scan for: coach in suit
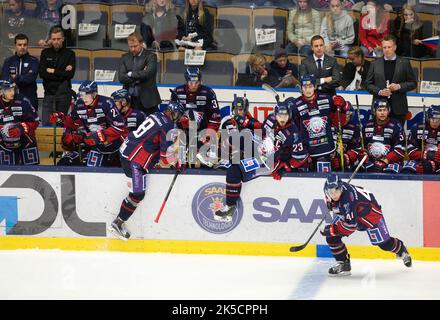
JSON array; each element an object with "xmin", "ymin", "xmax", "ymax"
[
  {"xmin": 365, "ymin": 35, "xmax": 417, "ymax": 126},
  {"xmin": 119, "ymin": 32, "xmax": 161, "ymax": 115},
  {"xmin": 299, "ymin": 35, "xmax": 341, "ymax": 96}
]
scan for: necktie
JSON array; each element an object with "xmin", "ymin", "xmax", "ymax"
[{"xmin": 317, "ymin": 58, "xmax": 322, "ymax": 72}]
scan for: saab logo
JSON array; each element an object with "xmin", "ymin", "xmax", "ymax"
[
  {"xmin": 0, "ymin": 174, "xmax": 106, "ymax": 236},
  {"xmin": 253, "ymin": 197, "xmax": 333, "ymax": 223},
  {"xmin": 192, "ymin": 183, "xmax": 243, "ymax": 234}
]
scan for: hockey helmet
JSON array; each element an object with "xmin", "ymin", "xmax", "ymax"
[
  {"xmin": 372, "ymin": 99, "xmax": 390, "ymax": 114},
  {"xmin": 231, "ymin": 95, "xmax": 249, "ymax": 116},
  {"xmin": 427, "ymin": 105, "xmax": 440, "ymax": 120},
  {"xmin": 166, "ymin": 100, "xmax": 185, "ymax": 122},
  {"xmin": 184, "ymin": 67, "xmax": 202, "ymax": 82},
  {"xmin": 111, "ymin": 89, "xmax": 131, "ymax": 105},
  {"xmin": 300, "ymin": 74, "xmax": 317, "ymax": 87},
  {"xmin": 0, "ymin": 80, "xmax": 15, "ymax": 96},
  {"xmin": 324, "ymin": 173, "xmax": 343, "ymax": 199},
  {"xmin": 79, "ymin": 80, "xmax": 98, "ymax": 95},
  {"xmin": 274, "ymin": 101, "xmax": 292, "ymax": 119}
]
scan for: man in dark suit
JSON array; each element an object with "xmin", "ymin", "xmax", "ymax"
[
  {"xmin": 299, "ymin": 35, "xmax": 341, "ymax": 96},
  {"xmin": 365, "ymin": 35, "xmax": 417, "ymax": 126},
  {"xmin": 119, "ymin": 32, "xmax": 161, "ymax": 116}
]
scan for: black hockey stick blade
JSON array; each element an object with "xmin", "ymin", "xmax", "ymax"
[{"xmin": 262, "ymin": 83, "xmax": 280, "ymax": 103}]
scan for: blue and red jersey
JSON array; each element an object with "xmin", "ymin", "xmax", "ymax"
[{"xmin": 120, "ymin": 111, "xmax": 177, "ymax": 171}]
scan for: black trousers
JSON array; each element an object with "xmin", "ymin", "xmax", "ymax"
[
  {"xmin": 131, "ymin": 96, "xmax": 158, "ymax": 116},
  {"xmin": 41, "ymin": 94, "xmax": 72, "ymax": 126}
]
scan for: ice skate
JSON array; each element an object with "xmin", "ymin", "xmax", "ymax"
[
  {"xmin": 109, "ymin": 218, "xmax": 130, "ymax": 241},
  {"xmin": 397, "ymin": 246, "xmax": 412, "ymax": 268},
  {"xmin": 328, "ymin": 256, "xmax": 351, "ymax": 277},
  {"xmin": 214, "ymin": 205, "xmax": 236, "ymax": 222}
]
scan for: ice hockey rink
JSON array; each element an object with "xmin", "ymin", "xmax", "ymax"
[{"xmin": 0, "ymin": 249, "xmax": 439, "ymax": 300}]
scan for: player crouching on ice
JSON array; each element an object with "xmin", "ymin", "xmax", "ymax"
[
  {"xmin": 321, "ymin": 174, "xmax": 412, "ymax": 276},
  {"xmin": 214, "ymin": 102, "xmax": 310, "ymax": 222},
  {"xmin": 109, "ymin": 101, "xmax": 185, "ymax": 240}
]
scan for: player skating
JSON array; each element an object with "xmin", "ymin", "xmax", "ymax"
[{"xmin": 321, "ymin": 174, "xmax": 412, "ymax": 276}]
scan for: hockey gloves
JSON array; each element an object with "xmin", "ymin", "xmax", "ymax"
[
  {"xmin": 331, "ymin": 154, "xmax": 350, "ymax": 171},
  {"xmin": 84, "ymin": 130, "xmax": 107, "ymax": 147},
  {"xmin": 416, "ymin": 160, "xmax": 436, "ymax": 174},
  {"xmin": 424, "ymin": 149, "xmax": 440, "ymax": 164},
  {"xmin": 7, "ymin": 123, "xmax": 27, "ymax": 138},
  {"xmin": 320, "ymin": 224, "xmax": 337, "ymax": 237}
]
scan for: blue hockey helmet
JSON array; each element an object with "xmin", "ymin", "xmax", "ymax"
[
  {"xmin": 79, "ymin": 80, "xmax": 98, "ymax": 95},
  {"xmin": 111, "ymin": 89, "xmax": 131, "ymax": 104},
  {"xmin": 274, "ymin": 101, "xmax": 292, "ymax": 119},
  {"xmin": 0, "ymin": 80, "xmax": 15, "ymax": 95},
  {"xmin": 372, "ymin": 99, "xmax": 390, "ymax": 113},
  {"xmin": 427, "ymin": 105, "xmax": 440, "ymax": 120},
  {"xmin": 300, "ymin": 74, "xmax": 316, "ymax": 87},
  {"xmin": 231, "ymin": 95, "xmax": 249, "ymax": 115},
  {"xmin": 166, "ymin": 100, "xmax": 185, "ymax": 122},
  {"xmin": 324, "ymin": 174, "xmax": 343, "ymax": 199},
  {"xmin": 184, "ymin": 67, "xmax": 202, "ymax": 82}
]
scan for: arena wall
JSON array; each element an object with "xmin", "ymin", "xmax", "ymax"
[{"xmin": 1, "ymin": 167, "xmax": 439, "ymax": 261}]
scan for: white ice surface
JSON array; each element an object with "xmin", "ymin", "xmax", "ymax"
[{"xmin": 0, "ymin": 250, "xmax": 439, "ymax": 300}]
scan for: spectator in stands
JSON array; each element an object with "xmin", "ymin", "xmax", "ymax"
[
  {"xmin": 235, "ymin": 53, "xmax": 278, "ymax": 87},
  {"xmin": 359, "ymin": 0, "xmax": 390, "ymax": 57},
  {"xmin": 141, "ymin": 0, "xmax": 180, "ymax": 51},
  {"xmin": 339, "ymin": 46, "xmax": 371, "ymax": 90},
  {"xmin": 119, "ymin": 32, "xmax": 161, "ymax": 115},
  {"xmin": 39, "ymin": 27, "xmax": 76, "ymax": 126},
  {"xmin": 286, "ymin": 0, "xmax": 321, "ymax": 56},
  {"xmin": 1, "ymin": 34, "xmax": 39, "ymax": 109},
  {"xmin": 392, "ymin": 4, "xmax": 429, "ymax": 59},
  {"xmin": 299, "ymin": 35, "xmax": 341, "ymax": 96},
  {"xmin": 320, "ymin": 0, "xmax": 355, "ymax": 58},
  {"xmin": 0, "ymin": 0, "xmax": 46, "ymax": 46},
  {"xmin": 34, "ymin": 0, "xmax": 63, "ymax": 47},
  {"xmin": 365, "ymin": 35, "xmax": 417, "ymax": 126},
  {"xmin": 269, "ymin": 48, "xmax": 299, "ymax": 88},
  {"xmin": 176, "ymin": 0, "xmax": 216, "ymax": 51}
]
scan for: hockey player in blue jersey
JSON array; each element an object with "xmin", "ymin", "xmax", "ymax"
[
  {"xmin": 68, "ymin": 81, "xmax": 128, "ymax": 167},
  {"xmin": 321, "ymin": 174, "xmax": 412, "ymax": 276},
  {"xmin": 170, "ymin": 67, "xmax": 221, "ymax": 166},
  {"xmin": 404, "ymin": 105, "xmax": 440, "ymax": 174},
  {"xmin": 291, "ymin": 74, "xmax": 335, "ymax": 172},
  {"xmin": 363, "ymin": 99, "xmax": 405, "ymax": 173},
  {"xmin": 0, "ymin": 80, "xmax": 40, "ymax": 165},
  {"xmin": 214, "ymin": 101, "xmax": 310, "ymax": 221},
  {"xmin": 111, "ymin": 89, "xmax": 147, "ymax": 132},
  {"xmin": 109, "ymin": 100, "xmax": 185, "ymax": 240}
]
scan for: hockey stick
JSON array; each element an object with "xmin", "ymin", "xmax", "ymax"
[
  {"xmin": 355, "ymin": 94, "xmax": 365, "ymax": 150},
  {"xmin": 154, "ymin": 168, "xmax": 180, "ymax": 223},
  {"xmin": 262, "ymin": 83, "xmax": 280, "ymax": 103},
  {"xmin": 421, "ymin": 97, "xmax": 426, "ymax": 160},
  {"xmin": 289, "ymin": 154, "xmax": 368, "ymax": 253},
  {"xmin": 336, "ymin": 106, "xmax": 345, "ymax": 171}
]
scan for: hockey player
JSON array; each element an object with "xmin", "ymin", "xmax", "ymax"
[
  {"xmin": 170, "ymin": 67, "xmax": 221, "ymax": 153},
  {"xmin": 214, "ymin": 102, "xmax": 310, "ymax": 221},
  {"xmin": 363, "ymin": 99, "xmax": 405, "ymax": 173},
  {"xmin": 109, "ymin": 101, "xmax": 185, "ymax": 240},
  {"xmin": 322, "ymin": 174, "xmax": 412, "ymax": 276},
  {"xmin": 404, "ymin": 105, "xmax": 440, "ymax": 174},
  {"xmin": 0, "ymin": 80, "xmax": 40, "ymax": 165},
  {"xmin": 291, "ymin": 74, "xmax": 335, "ymax": 172},
  {"xmin": 111, "ymin": 89, "xmax": 146, "ymax": 132},
  {"xmin": 196, "ymin": 95, "xmax": 262, "ymax": 168},
  {"xmin": 68, "ymin": 81, "xmax": 128, "ymax": 167},
  {"xmin": 329, "ymin": 95, "xmax": 364, "ymax": 171}
]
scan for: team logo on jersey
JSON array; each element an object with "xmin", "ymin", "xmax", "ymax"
[
  {"xmin": 368, "ymin": 142, "xmax": 390, "ymax": 159},
  {"xmin": 192, "ymin": 182, "xmax": 243, "ymax": 234},
  {"xmin": 303, "ymin": 116, "xmax": 328, "ymax": 138}
]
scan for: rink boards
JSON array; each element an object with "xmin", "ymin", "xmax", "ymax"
[{"xmin": 0, "ymin": 167, "xmax": 440, "ymax": 261}]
